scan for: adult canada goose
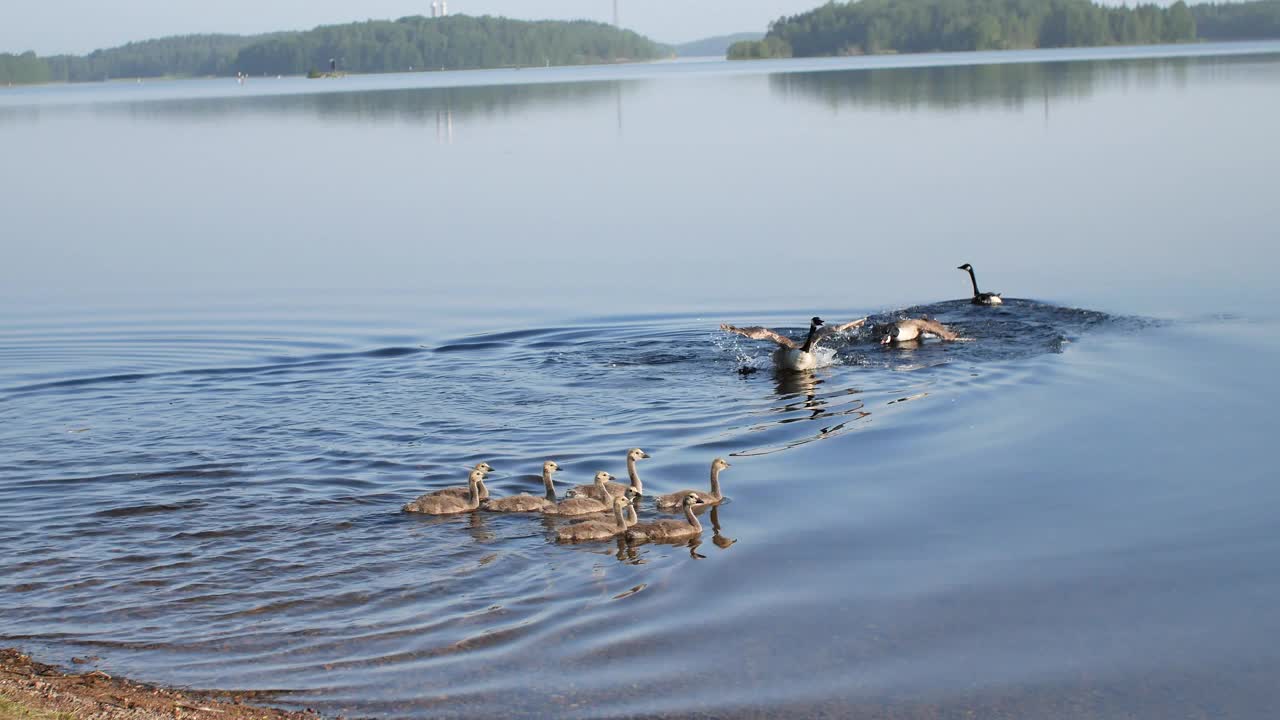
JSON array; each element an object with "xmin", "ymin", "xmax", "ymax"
[
  {"xmin": 484, "ymin": 461, "xmax": 562, "ymax": 513},
  {"xmin": 625, "ymin": 494, "xmax": 703, "ymax": 543},
  {"xmin": 656, "ymin": 458, "xmax": 731, "ymax": 508},
  {"xmin": 958, "ymin": 263, "xmax": 1003, "ymax": 305},
  {"xmin": 403, "ymin": 469, "xmax": 484, "ymax": 515},
  {"xmin": 555, "ymin": 496, "xmax": 632, "ymax": 542},
  {"xmin": 879, "ymin": 318, "xmax": 962, "ymax": 345},
  {"xmin": 572, "ymin": 448, "xmax": 649, "ymax": 500},
  {"xmin": 545, "ymin": 472, "xmax": 617, "ymax": 517},
  {"xmin": 428, "ymin": 462, "xmax": 495, "ymax": 501},
  {"xmin": 721, "ymin": 316, "xmax": 867, "ymax": 371}
]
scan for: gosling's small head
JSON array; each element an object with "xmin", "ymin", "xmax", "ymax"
[
  {"xmin": 474, "ymin": 462, "xmax": 495, "ymax": 474},
  {"xmin": 957, "ymin": 263, "xmax": 973, "ymax": 271},
  {"xmin": 624, "ymin": 488, "xmax": 640, "ymax": 501},
  {"xmin": 614, "ymin": 495, "xmax": 631, "ymax": 508},
  {"xmin": 469, "ymin": 469, "xmax": 486, "ymax": 484},
  {"xmin": 628, "ymin": 448, "xmax": 650, "ymax": 461},
  {"xmin": 594, "ymin": 471, "xmax": 615, "ymax": 485},
  {"xmin": 543, "ymin": 460, "xmax": 560, "ymax": 474},
  {"xmin": 683, "ymin": 494, "xmax": 701, "ymax": 507},
  {"xmin": 712, "ymin": 457, "xmax": 731, "ymax": 472}
]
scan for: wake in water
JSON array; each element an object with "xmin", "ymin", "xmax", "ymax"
[
  {"xmin": 711, "ymin": 299, "xmax": 1150, "ymax": 455},
  {"xmin": 0, "ymin": 295, "xmax": 1156, "ymax": 717},
  {"xmin": 718, "ymin": 299, "xmax": 1142, "ymax": 373}
]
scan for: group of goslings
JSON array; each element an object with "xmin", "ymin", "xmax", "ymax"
[{"xmin": 404, "ymin": 450, "xmax": 732, "ymax": 545}]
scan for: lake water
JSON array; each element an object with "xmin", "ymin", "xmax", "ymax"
[{"xmin": 2, "ymin": 43, "xmax": 1279, "ymax": 718}]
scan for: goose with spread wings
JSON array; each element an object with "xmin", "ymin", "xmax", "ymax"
[
  {"xmin": 878, "ymin": 318, "xmax": 963, "ymax": 344},
  {"xmin": 720, "ymin": 316, "xmax": 866, "ymax": 371}
]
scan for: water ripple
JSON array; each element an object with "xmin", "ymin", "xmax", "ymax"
[{"xmin": 0, "ymin": 300, "xmax": 1151, "ymax": 716}]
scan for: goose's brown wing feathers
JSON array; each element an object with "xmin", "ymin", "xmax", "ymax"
[{"xmin": 720, "ymin": 324, "xmax": 797, "ymax": 349}]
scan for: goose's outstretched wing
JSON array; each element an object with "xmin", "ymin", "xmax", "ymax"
[
  {"xmin": 912, "ymin": 318, "xmax": 961, "ymax": 341},
  {"xmin": 720, "ymin": 324, "xmax": 796, "ymax": 349},
  {"xmin": 816, "ymin": 317, "xmax": 867, "ymax": 341}
]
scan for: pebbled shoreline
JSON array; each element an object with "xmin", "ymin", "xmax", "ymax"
[{"xmin": 0, "ymin": 649, "xmax": 321, "ymax": 720}]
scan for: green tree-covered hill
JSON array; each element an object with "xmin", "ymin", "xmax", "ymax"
[
  {"xmin": 0, "ymin": 51, "xmax": 51, "ymax": 84},
  {"xmin": 1, "ymin": 15, "xmax": 668, "ymax": 85},
  {"xmin": 237, "ymin": 16, "xmax": 666, "ymax": 76},
  {"xmin": 729, "ymin": 0, "xmax": 1280, "ymax": 59},
  {"xmin": 1192, "ymin": 0, "xmax": 1280, "ymax": 39}
]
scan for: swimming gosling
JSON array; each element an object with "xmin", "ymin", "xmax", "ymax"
[
  {"xmin": 427, "ymin": 462, "xmax": 495, "ymax": 501},
  {"xmin": 403, "ymin": 469, "xmax": 485, "ymax": 515},
  {"xmin": 958, "ymin": 263, "xmax": 1003, "ymax": 305},
  {"xmin": 545, "ymin": 472, "xmax": 618, "ymax": 517},
  {"xmin": 656, "ymin": 458, "xmax": 731, "ymax": 508},
  {"xmin": 556, "ymin": 495, "xmax": 632, "ymax": 543},
  {"xmin": 572, "ymin": 448, "xmax": 649, "ymax": 500},
  {"xmin": 625, "ymin": 494, "xmax": 703, "ymax": 543},
  {"xmin": 485, "ymin": 461, "xmax": 562, "ymax": 513}
]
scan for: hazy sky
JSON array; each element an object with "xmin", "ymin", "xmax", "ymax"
[{"xmin": 2, "ymin": 0, "xmax": 839, "ymax": 55}]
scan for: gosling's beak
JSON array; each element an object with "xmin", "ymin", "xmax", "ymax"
[
  {"xmin": 724, "ymin": 462, "xmax": 732, "ymax": 468},
  {"xmin": 640, "ymin": 452, "xmax": 651, "ymax": 459}
]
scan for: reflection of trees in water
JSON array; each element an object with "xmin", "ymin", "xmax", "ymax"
[
  {"xmin": 112, "ymin": 79, "xmax": 630, "ymax": 126},
  {"xmin": 769, "ymin": 56, "xmax": 1223, "ymax": 111},
  {"xmin": 0, "ymin": 105, "xmax": 41, "ymax": 126}
]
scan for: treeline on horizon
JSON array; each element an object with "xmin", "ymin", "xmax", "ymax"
[
  {"xmin": 727, "ymin": 0, "xmax": 1280, "ymax": 59},
  {"xmin": 0, "ymin": 15, "xmax": 667, "ymax": 85}
]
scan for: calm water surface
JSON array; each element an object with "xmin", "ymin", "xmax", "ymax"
[{"xmin": 2, "ymin": 44, "xmax": 1280, "ymax": 718}]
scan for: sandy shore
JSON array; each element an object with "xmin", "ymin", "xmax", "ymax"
[{"xmin": 0, "ymin": 649, "xmax": 320, "ymax": 720}]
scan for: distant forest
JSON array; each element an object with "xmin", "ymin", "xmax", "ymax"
[
  {"xmin": 0, "ymin": 15, "xmax": 668, "ymax": 85},
  {"xmin": 728, "ymin": 0, "xmax": 1280, "ymax": 59},
  {"xmin": 1193, "ymin": 0, "xmax": 1280, "ymax": 38}
]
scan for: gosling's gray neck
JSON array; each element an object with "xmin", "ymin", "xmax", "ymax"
[
  {"xmin": 542, "ymin": 469, "xmax": 557, "ymax": 501},
  {"xmin": 477, "ymin": 478, "xmax": 490, "ymax": 501},
  {"xmin": 684, "ymin": 503, "xmax": 702, "ymax": 533},
  {"xmin": 612, "ymin": 502, "xmax": 628, "ymax": 530},
  {"xmin": 597, "ymin": 478, "xmax": 614, "ymax": 503},
  {"xmin": 467, "ymin": 480, "xmax": 482, "ymax": 509},
  {"xmin": 624, "ymin": 504, "xmax": 638, "ymax": 526},
  {"xmin": 709, "ymin": 465, "xmax": 723, "ymax": 500},
  {"xmin": 627, "ymin": 458, "xmax": 643, "ymax": 493}
]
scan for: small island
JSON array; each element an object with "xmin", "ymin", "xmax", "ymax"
[
  {"xmin": 0, "ymin": 15, "xmax": 669, "ymax": 86},
  {"xmin": 728, "ymin": 0, "xmax": 1280, "ymax": 60}
]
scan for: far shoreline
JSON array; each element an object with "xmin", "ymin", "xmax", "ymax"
[{"xmin": 4, "ymin": 38, "xmax": 1280, "ymax": 95}]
